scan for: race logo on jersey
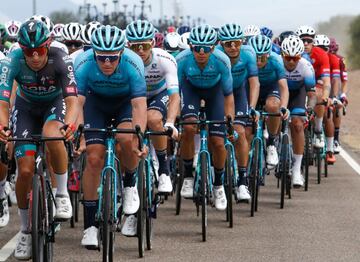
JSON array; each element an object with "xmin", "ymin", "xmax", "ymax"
[{"xmin": 63, "ymin": 55, "xmax": 73, "ymax": 63}]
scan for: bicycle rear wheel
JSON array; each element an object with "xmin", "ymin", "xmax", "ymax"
[
  {"xmin": 146, "ymin": 163, "xmax": 154, "ymax": 250},
  {"xmin": 316, "ymin": 148, "xmax": 322, "ymax": 184},
  {"xmin": 224, "ymin": 145, "xmax": 233, "ymax": 228},
  {"xmin": 200, "ymin": 152, "xmax": 208, "ymax": 242},
  {"xmin": 102, "ymin": 170, "xmax": 113, "ymax": 262},
  {"xmin": 69, "ymin": 191, "xmax": 77, "ymax": 228},
  {"xmin": 249, "ymin": 140, "xmax": 260, "ymax": 217},
  {"xmin": 280, "ymin": 135, "xmax": 290, "ymax": 209},
  {"xmin": 304, "ymin": 126, "xmax": 310, "ymax": 191},
  {"xmin": 31, "ymin": 175, "xmax": 45, "ymax": 262},
  {"xmin": 45, "ymin": 178, "xmax": 54, "ymax": 262},
  {"xmin": 175, "ymin": 158, "xmax": 184, "ymax": 215},
  {"xmin": 137, "ymin": 159, "xmax": 146, "ymax": 258}
]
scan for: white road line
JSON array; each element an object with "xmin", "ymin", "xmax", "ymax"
[
  {"xmin": 0, "ymin": 232, "xmax": 18, "ymax": 262},
  {"xmin": 340, "ymin": 148, "xmax": 360, "ymax": 175}
]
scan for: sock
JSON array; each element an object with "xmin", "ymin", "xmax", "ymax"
[
  {"xmin": 55, "ymin": 172, "xmax": 68, "ymax": 196},
  {"xmin": 214, "ymin": 168, "xmax": 225, "ymax": 186},
  {"xmin": 183, "ymin": 159, "xmax": 194, "ymax": 178},
  {"xmin": 83, "ymin": 200, "xmax": 98, "ymax": 229},
  {"xmin": 0, "ymin": 177, "xmax": 6, "ymax": 199},
  {"xmin": 315, "ymin": 117, "xmax": 323, "ymax": 133},
  {"xmin": 124, "ymin": 169, "xmax": 136, "ymax": 187},
  {"xmin": 268, "ymin": 134, "xmax": 276, "ymax": 146},
  {"xmin": 334, "ymin": 128, "xmax": 340, "ymax": 142},
  {"xmin": 237, "ymin": 167, "xmax": 248, "ymax": 186},
  {"xmin": 292, "ymin": 154, "xmax": 303, "ymax": 174},
  {"xmin": 326, "ymin": 137, "xmax": 334, "ymax": 152},
  {"xmin": 19, "ymin": 208, "xmax": 29, "ymax": 233},
  {"xmin": 156, "ymin": 149, "xmax": 169, "ymax": 175},
  {"xmin": 52, "ymin": 188, "xmax": 57, "ymax": 197}
]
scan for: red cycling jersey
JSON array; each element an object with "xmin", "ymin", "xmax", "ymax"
[
  {"xmin": 334, "ymin": 54, "xmax": 348, "ymax": 82},
  {"xmin": 310, "ymin": 46, "xmax": 330, "ymax": 80},
  {"xmin": 328, "ymin": 53, "xmax": 341, "ymax": 79}
]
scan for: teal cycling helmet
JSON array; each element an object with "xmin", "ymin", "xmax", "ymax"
[
  {"xmin": 189, "ymin": 24, "xmax": 217, "ymax": 45},
  {"xmin": 91, "ymin": 25, "xmax": 125, "ymax": 51},
  {"xmin": 126, "ymin": 20, "xmax": 155, "ymax": 42},
  {"xmin": 248, "ymin": 35, "xmax": 272, "ymax": 55},
  {"xmin": 18, "ymin": 20, "xmax": 50, "ymax": 48},
  {"xmin": 218, "ymin": 23, "xmax": 243, "ymax": 41}
]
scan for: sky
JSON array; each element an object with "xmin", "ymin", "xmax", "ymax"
[{"xmin": 1, "ymin": 0, "xmax": 360, "ymax": 33}]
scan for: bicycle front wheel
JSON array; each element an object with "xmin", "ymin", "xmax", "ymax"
[
  {"xmin": 224, "ymin": 145, "xmax": 233, "ymax": 228},
  {"xmin": 102, "ymin": 170, "xmax": 113, "ymax": 262},
  {"xmin": 249, "ymin": 140, "xmax": 260, "ymax": 217},
  {"xmin": 200, "ymin": 152, "xmax": 208, "ymax": 242},
  {"xmin": 137, "ymin": 159, "xmax": 146, "ymax": 258}
]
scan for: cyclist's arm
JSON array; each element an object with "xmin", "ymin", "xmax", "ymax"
[
  {"xmin": 321, "ymin": 76, "xmax": 331, "ymax": 100},
  {"xmin": 9, "ymin": 81, "xmax": 17, "ymax": 109},
  {"xmin": 304, "ymin": 60, "xmax": 317, "ymax": 109},
  {"xmin": 224, "ymin": 94, "xmax": 235, "ymax": 120},
  {"xmin": 0, "ymin": 101, "xmax": 9, "ymax": 128},
  {"xmin": 248, "ymin": 76, "xmax": 260, "ymax": 108},
  {"xmin": 164, "ymin": 54, "xmax": 180, "ymax": 123},
  {"xmin": 278, "ymin": 78, "xmax": 289, "ymax": 108},
  {"xmin": 131, "ymin": 97, "xmax": 147, "ymax": 132}
]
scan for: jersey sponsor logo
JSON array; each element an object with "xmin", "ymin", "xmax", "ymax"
[
  {"xmin": 2, "ymin": 90, "xmax": 10, "ymax": 98},
  {"xmin": 151, "ymin": 63, "xmax": 157, "ymax": 69},
  {"xmin": 23, "ymin": 84, "xmax": 57, "ymax": 94},
  {"xmin": 145, "ymin": 74, "xmax": 162, "ymax": 79},
  {"xmin": 0, "ymin": 66, "xmax": 9, "ymax": 87},
  {"xmin": 66, "ymin": 86, "xmax": 77, "ymax": 94},
  {"xmin": 22, "ymin": 129, "xmax": 29, "ymax": 138},
  {"xmin": 63, "ymin": 55, "xmax": 73, "ymax": 63}
]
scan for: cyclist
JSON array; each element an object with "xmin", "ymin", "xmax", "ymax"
[
  {"xmin": 296, "ymin": 26, "xmax": 331, "ymax": 150},
  {"xmin": 329, "ymin": 37, "xmax": 348, "ymax": 153},
  {"xmin": 178, "ymin": 32, "xmax": 190, "ymax": 51},
  {"xmin": 248, "ymin": 34, "xmax": 289, "ymax": 168},
  {"xmin": 314, "ymin": 34, "xmax": 340, "ymax": 164},
  {"xmin": 261, "ymin": 26, "xmax": 280, "ymax": 54},
  {"xmin": 52, "ymin": 23, "xmax": 65, "ymax": 42},
  {"xmin": 177, "ymin": 24, "xmax": 234, "ymax": 210},
  {"xmin": 80, "ymin": 21, "xmax": 101, "ymax": 52},
  {"xmin": 0, "ymin": 20, "xmax": 78, "ymax": 260},
  {"xmin": 217, "ymin": 23, "xmax": 260, "ymax": 200},
  {"xmin": 62, "ymin": 22, "xmax": 84, "ymax": 56},
  {"xmin": 177, "ymin": 25, "xmax": 191, "ymax": 35},
  {"xmin": 243, "ymin": 25, "xmax": 260, "ymax": 44},
  {"xmin": 281, "ymin": 36, "xmax": 316, "ymax": 186},
  {"xmin": 163, "ymin": 32, "xmax": 181, "ymax": 57},
  {"xmin": 74, "ymin": 25, "xmax": 147, "ymax": 249}
]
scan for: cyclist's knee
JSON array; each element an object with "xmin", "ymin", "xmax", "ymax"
[
  {"xmin": 265, "ymin": 97, "xmax": 280, "ymax": 112},
  {"xmin": 234, "ymin": 125, "xmax": 247, "ymax": 143},
  {"xmin": 210, "ymin": 137, "xmax": 225, "ymax": 151},
  {"xmin": 291, "ymin": 118, "xmax": 304, "ymax": 133},
  {"xmin": 147, "ymin": 111, "xmax": 163, "ymax": 131},
  {"xmin": 182, "ymin": 123, "xmax": 197, "ymax": 138},
  {"xmin": 86, "ymin": 152, "xmax": 104, "ymax": 170}
]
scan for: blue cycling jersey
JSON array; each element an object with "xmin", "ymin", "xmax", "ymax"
[
  {"xmin": 258, "ymin": 52, "xmax": 286, "ymax": 86},
  {"xmin": 272, "ymin": 43, "xmax": 281, "ymax": 55},
  {"xmin": 74, "ymin": 48, "xmax": 146, "ymax": 99},
  {"xmin": 217, "ymin": 45, "xmax": 258, "ymax": 90},
  {"xmin": 176, "ymin": 48, "xmax": 233, "ymax": 96},
  {"xmin": 285, "ymin": 57, "xmax": 316, "ymax": 92}
]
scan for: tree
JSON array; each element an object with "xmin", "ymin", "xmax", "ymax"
[
  {"xmin": 348, "ymin": 15, "xmax": 360, "ymax": 69},
  {"xmin": 49, "ymin": 10, "xmax": 78, "ymax": 24}
]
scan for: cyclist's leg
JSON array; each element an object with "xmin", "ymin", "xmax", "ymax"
[
  {"xmin": 324, "ymin": 103, "xmax": 336, "ymax": 163},
  {"xmin": 0, "ymin": 162, "xmax": 9, "ymax": 228},
  {"xmin": 147, "ymin": 90, "xmax": 172, "ymax": 192},
  {"xmin": 333, "ymin": 104, "xmax": 342, "ymax": 153},
  {"xmin": 314, "ymin": 85, "xmax": 325, "ymax": 148}
]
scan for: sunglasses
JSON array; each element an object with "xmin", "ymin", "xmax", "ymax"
[
  {"xmin": 129, "ymin": 42, "xmax": 152, "ymax": 52},
  {"xmin": 283, "ymin": 54, "xmax": 301, "ymax": 62},
  {"xmin": 222, "ymin": 40, "xmax": 242, "ymax": 48},
  {"xmin": 21, "ymin": 46, "xmax": 48, "ymax": 57},
  {"xmin": 95, "ymin": 51, "xmax": 122, "ymax": 63},
  {"xmin": 65, "ymin": 41, "xmax": 83, "ymax": 49},
  {"xmin": 301, "ymin": 38, "xmax": 313, "ymax": 44},
  {"xmin": 256, "ymin": 55, "xmax": 269, "ymax": 62},
  {"xmin": 191, "ymin": 45, "xmax": 213, "ymax": 53}
]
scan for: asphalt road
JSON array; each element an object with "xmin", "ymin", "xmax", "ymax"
[{"xmin": 1, "ymin": 148, "xmax": 360, "ymax": 262}]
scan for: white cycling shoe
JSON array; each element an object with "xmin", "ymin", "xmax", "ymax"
[
  {"xmin": 55, "ymin": 194, "xmax": 72, "ymax": 220},
  {"xmin": 14, "ymin": 231, "xmax": 32, "ymax": 260},
  {"xmin": 266, "ymin": 145, "xmax": 279, "ymax": 168},
  {"xmin": 81, "ymin": 226, "xmax": 99, "ymax": 249},
  {"xmin": 180, "ymin": 178, "xmax": 194, "ymax": 198},
  {"xmin": 158, "ymin": 174, "xmax": 173, "ymax": 193},
  {"xmin": 236, "ymin": 185, "xmax": 251, "ymax": 201},
  {"xmin": 213, "ymin": 186, "xmax": 227, "ymax": 211},
  {"xmin": 121, "ymin": 215, "xmax": 137, "ymax": 237},
  {"xmin": 123, "ymin": 186, "xmax": 140, "ymax": 215}
]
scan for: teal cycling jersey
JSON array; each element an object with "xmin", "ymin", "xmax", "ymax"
[
  {"xmin": 176, "ymin": 48, "xmax": 233, "ymax": 96},
  {"xmin": 0, "ymin": 47, "xmax": 77, "ymax": 103},
  {"xmin": 217, "ymin": 44, "xmax": 258, "ymax": 90},
  {"xmin": 74, "ymin": 48, "xmax": 146, "ymax": 99},
  {"xmin": 258, "ymin": 51, "xmax": 286, "ymax": 86}
]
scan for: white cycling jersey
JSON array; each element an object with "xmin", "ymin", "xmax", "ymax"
[
  {"xmin": 0, "ymin": 51, "xmax": 5, "ymax": 60},
  {"xmin": 8, "ymin": 40, "xmax": 69, "ymax": 55},
  {"xmin": 145, "ymin": 48, "xmax": 179, "ymax": 98},
  {"xmin": 284, "ymin": 57, "xmax": 316, "ymax": 91}
]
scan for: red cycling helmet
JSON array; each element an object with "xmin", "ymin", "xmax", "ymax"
[
  {"xmin": 329, "ymin": 37, "xmax": 339, "ymax": 53},
  {"xmin": 154, "ymin": 32, "xmax": 164, "ymax": 48},
  {"xmin": 167, "ymin": 26, "xmax": 176, "ymax": 33}
]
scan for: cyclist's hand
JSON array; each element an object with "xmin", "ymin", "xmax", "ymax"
[
  {"xmin": 164, "ymin": 122, "xmax": 179, "ymax": 140},
  {"xmin": 340, "ymin": 93, "xmax": 348, "ymax": 106},
  {"xmin": 280, "ymin": 107, "xmax": 290, "ymax": 120},
  {"xmin": 0, "ymin": 125, "xmax": 11, "ymax": 143},
  {"xmin": 60, "ymin": 123, "xmax": 76, "ymax": 142},
  {"xmin": 249, "ymin": 107, "xmax": 260, "ymax": 122},
  {"xmin": 132, "ymin": 137, "xmax": 148, "ymax": 158},
  {"xmin": 73, "ymin": 136, "xmax": 86, "ymax": 157},
  {"xmin": 332, "ymin": 98, "xmax": 343, "ymax": 109},
  {"xmin": 323, "ymin": 97, "xmax": 333, "ymax": 107},
  {"xmin": 306, "ymin": 107, "xmax": 314, "ymax": 116}
]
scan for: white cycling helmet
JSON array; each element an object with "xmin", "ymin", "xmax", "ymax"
[
  {"xmin": 81, "ymin": 21, "xmax": 101, "ymax": 45},
  {"xmin": 5, "ymin": 20, "xmax": 21, "ymax": 38},
  {"xmin": 314, "ymin": 34, "xmax": 330, "ymax": 47},
  {"xmin": 62, "ymin": 22, "xmax": 83, "ymax": 42},
  {"xmin": 178, "ymin": 32, "xmax": 190, "ymax": 50},
  {"xmin": 295, "ymin": 25, "xmax": 316, "ymax": 38},
  {"xmin": 243, "ymin": 25, "xmax": 260, "ymax": 38},
  {"xmin": 52, "ymin": 23, "xmax": 64, "ymax": 39},
  {"xmin": 29, "ymin": 15, "xmax": 54, "ymax": 32},
  {"xmin": 164, "ymin": 32, "xmax": 181, "ymax": 52},
  {"xmin": 281, "ymin": 35, "xmax": 304, "ymax": 56}
]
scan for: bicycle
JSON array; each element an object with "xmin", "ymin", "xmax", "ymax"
[
  {"xmin": 78, "ymin": 123, "xmax": 143, "ymax": 261},
  {"xmin": 1, "ymin": 135, "xmax": 73, "ymax": 262}
]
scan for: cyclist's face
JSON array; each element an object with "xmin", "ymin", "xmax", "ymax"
[
  {"xmin": 222, "ymin": 40, "xmax": 242, "ymax": 58},
  {"xmin": 256, "ymin": 54, "xmax": 269, "ymax": 68},
  {"xmin": 95, "ymin": 50, "xmax": 122, "ymax": 76},
  {"xmin": 301, "ymin": 37, "xmax": 314, "ymax": 54},
  {"xmin": 128, "ymin": 40, "xmax": 153, "ymax": 63},
  {"xmin": 282, "ymin": 55, "xmax": 301, "ymax": 71},
  {"xmin": 192, "ymin": 45, "xmax": 213, "ymax": 64},
  {"xmin": 23, "ymin": 48, "xmax": 49, "ymax": 71}
]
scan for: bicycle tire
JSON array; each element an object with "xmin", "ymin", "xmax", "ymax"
[
  {"xmin": 175, "ymin": 158, "xmax": 184, "ymax": 215},
  {"xmin": 304, "ymin": 126, "xmax": 310, "ymax": 191},
  {"xmin": 137, "ymin": 159, "xmax": 146, "ymax": 258},
  {"xmin": 250, "ymin": 140, "xmax": 260, "ymax": 217},
  {"xmin": 74, "ymin": 192, "xmax": 79, "ymax": 223},
  {"xmin": 316, "ymin": 148, "xmax": 321, "ymax": 184},
  {"xmin": 280, "ymin": 134, "xmax": 289, "ymax": 209},
  {"xmin": 45, "ymin": 178, "xmax": 54, "ymax": 262},
  {"xmin": 324, "ymin": 154, "xmax": 328, "ymax": 178},
  {"xmin": 224, "ymin": 145, "xmax": 233, "ymax": 228},
  {"xmin": 200, "ymin": 152, "xmax": 207, "ymax": 242},
  {"xmin": 146, "ymin": 163, "xmax": 154, "ymax": 250},
  {"xmin": 102, "ymin": 169, "xmax": 113, "ymax": 262},
  {"xmin": 31, "ymin": 175, "xmax": 45, "ymax": 262},
  {"xmin": 70, "ymin": 192, "xmax": 76, "ymax": 228}
]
